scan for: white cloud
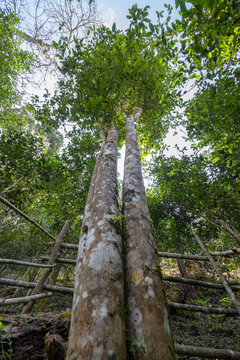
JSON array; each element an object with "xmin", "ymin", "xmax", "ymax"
[{"xmin": 103, "ymin": 7, "xmax": 117, "ymax": 28}]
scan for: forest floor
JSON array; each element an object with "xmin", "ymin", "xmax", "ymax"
[
  {"xmin": 0, "ymin": 260, "xmax": 239, "ymax": 359},
  {"xmin": 168, "ymin": 285, "xmax": 240, "ymax": 358},
  {"xmin": 163, "ymin": 259, "xmax": 240, "ymax": 359}
]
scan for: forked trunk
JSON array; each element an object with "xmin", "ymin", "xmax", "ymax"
[
  {"xmin": 122, "ymin": 115, "xmax": 176, "ymax": 360},
  {"xmin": 66, "ymin": 123, "xmax": 126, "ymax": 360}
]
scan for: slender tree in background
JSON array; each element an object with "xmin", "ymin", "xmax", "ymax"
[{"xmin": 1, "ymin": 0, "xmax": 99, "ymax": 74}]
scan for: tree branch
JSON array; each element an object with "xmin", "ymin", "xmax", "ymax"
[{"xmin": 0, "ymin": 195, "xmax": 56, "ymax": 241}]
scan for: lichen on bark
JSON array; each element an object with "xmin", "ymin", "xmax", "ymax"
[
  {"xmin": 66, "ymin": 123, "xmax": 126, "ymax": 360},
  {"xmin": 122, "ymin": 114, "xmax": 176, "ymax": 360}
]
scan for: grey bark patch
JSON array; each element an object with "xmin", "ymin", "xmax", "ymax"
[
  {"xmin": 88, "ymin": 241, "xmax": 121, "ymax": 273},
  {"xmin": 67, "ymin": 123, "xmax": 126, "ymax": 360},
  {"xmin": 123, "ymin": 189, "xmax": 135, "ymax": 202},
  {"xmin": 123, "ymin": 115, "xmax": 176, "ymax": 359},
  {"xmin": 107, "ymin": 351, "xmax": 117, "ymax": 360},
  {"xmin": 163, "ymin": 306, "xmax": 172, "ymax": 338}
]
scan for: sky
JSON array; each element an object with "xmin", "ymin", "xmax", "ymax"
[{"xmin": 97, "ymin": 0, "xmax": 181, "ymax": 29}]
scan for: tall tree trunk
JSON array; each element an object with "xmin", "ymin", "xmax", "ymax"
[
  {"xmin": 122, "ymin": 115, "xmax": 176, "ymax": 360},
  {"xmin": 66, "ymin": 123, "xmax": 126, "ymax": 360},
  {"xmin": 76, "ymin": 140, "xmax": 106, "ymax": 277}
]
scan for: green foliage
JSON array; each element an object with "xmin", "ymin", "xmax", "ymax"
[
  {"xmin": 148, "ymin": 152, "xmax": 240, "ymax": 253},
  {"xmin": 48, "ymin": 4, "xmax": 183, "ymax": 149},
  {"xmin": 113, "ymin": 214, "xmax": 125, "ymax": 221},
  {"xmin": 0, "ymin": 108, "xmax": 98, "ymax": 259},
  {"xmin": 0, "ymin": 1, "xmax": 239, "ymax": 284},
  {"xmin": 148, "ymin": 0, "xmax": 239, "ymax": 255},
  {"xmin": 173, "ymin": 0, "xmax": 240, "ymax": 81},
  {"xmin": 0, "ymin": 10, "xmax": 34, "ymax": 110},
  {"xmin": 184, "ymin": 75, "xmax": 240, "ymax": 186},
  {"xmin": 219, "ymin": 297, "xmax": 232, "ymax": 307},
  {"xmin": 0, "ymin": 127, "xmax": 46, "ymax": 191},
  {"xmin": 0, "ymin": 321, "xmax": 12, "ymax": 359},
  {"xmin": 129, "ymin": 335, "xmax": 147, "ymax": 358}
]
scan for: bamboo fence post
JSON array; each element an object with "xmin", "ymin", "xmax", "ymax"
[
  {"xmin": 212, "ymin": 220, "xmax": 240, "ymax": 245},
  {"xmin": 163, "ymin": 276, "xmax": 240, "ymax": 291},
  {"xmin": 37, "ymin": 248, "xmax": 68, "ymax": 312},
  {"xmin": 158, "ymin": 248, "xmax": 240, "ymax": 260},
  {"xmin": 38, "ymin": 256, "xmax": 76, "ymax": 265},
  {"xmin": 0, "ymin": 258, "xmax": 55, "ymax": 268},
  {"xmin": 229, "ymin": 279, "xmax": 240, "ymax": 285},
  {"xmin": 0, "ymin": 265, "xmax": 6, "ymax": 276},
  {"xmin": 43, "ymin": 242, "xmax": 78, "ymax": 250},
  {"xmin": 168, "ymin": 302, "xmax": 239, "ymax": 315},
  {"xmin": 22, "ymin": 220, "xmax": 71, "ymax": 313},
  {"xmin": 219, "ymin": 220, "xmax": 240, "ymax": 245},
  {"xmin": 0, "ymin": 292, "xmax": 53, "ymax": 306},
  {"xmin": 192, "ymin": 230, "xmax": 240, "ymax": 315},
  {"xmin": 0, "ymin": 195, "xmax": 55, "ymax": 241},
  {"xmin": 13, "ymin": 252, "xmax": 39, "ymax": 297},
  {"xmin": 1, "ymin": 176, "xmax": 24, "ymax": 196},
  {"xmin": 0, "ymin": 278, "xmax": 73, "ymax": 294},
  {"xmin": 158, "ymin": 252, "xmax": 208, "ymax": 261},
  {"xmin": 175, "ymin": 344, "xmax": 240, "ymax": 359},
  {"xmin": 176, "ymin": 258, "xmax": 197, "ymax": 300},
  {"xmin": 26, "ymin": 267, "xmax": 42, "ymax": 296}
]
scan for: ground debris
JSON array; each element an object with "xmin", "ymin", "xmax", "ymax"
[{"xmin": 0, "ymin": 312, "xmax": 70, "ymax": 360}]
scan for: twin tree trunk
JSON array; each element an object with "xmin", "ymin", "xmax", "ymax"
[
  {"xmin": 122, "ymin": 116, "xmax": 176, "ymax": 359},
  {"xmin": 66, "ymin": 117, "xmax": 176, "ymax": 359},
  {"xmin": 67, "ymin": 123, "xmax": 126, "ymax": 359}
]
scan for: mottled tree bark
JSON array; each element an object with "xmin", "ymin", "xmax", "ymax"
[
  {"xmin": 67, "ymin": 123, "xmax": 126, "ymax": 360},
  {"xmin": 122, "ymin": 115, "xmax": 176, "ymax": 359},
  {"xmin": 75, "ymin": 140, "xmax": 106, "ymax": 279}
]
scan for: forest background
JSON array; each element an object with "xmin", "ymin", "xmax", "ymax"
[{"xmin": 0, "ymin": 0, "xmax": 239, "ymax": 293}]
